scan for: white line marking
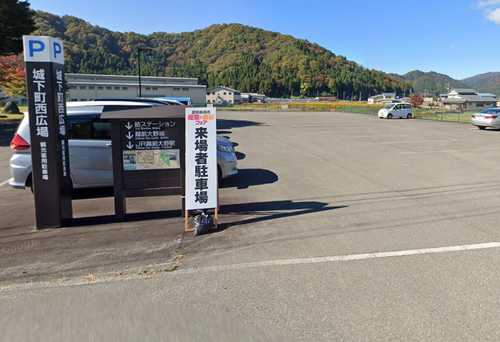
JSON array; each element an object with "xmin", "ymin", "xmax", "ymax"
[
  {"xmin": 0, "ymin": 179, "xmax": 9, "ymax": 187},
  {"xmin": 177, "ymin": 242, "xmax": 500, "ymax": 275},
  {"xmin": 2, "ymin": 242, "xmax": 500, "ymax": 293},
  {"xmin": 400, "ymin": 147, "xmax": 500, "ymax": 154}
]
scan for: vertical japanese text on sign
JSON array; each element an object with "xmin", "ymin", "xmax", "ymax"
[{"xmin": 185, "ymin": 108, "xmax": 217, "ymax": 210}]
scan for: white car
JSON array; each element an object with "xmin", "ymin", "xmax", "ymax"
[
  {"xmin": 471, "ymin": 108, "xmax": 500, "ymax": 130},
  {"xmin": 9, "ymin": 100, "xmax": 238, "ymax": 190},
  {"xmin": 378, "ymin": 103, "xmax": 413, "ymax": 119}
]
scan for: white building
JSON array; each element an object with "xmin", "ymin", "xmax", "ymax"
[
  {"xmin": 206, "ymin": 86, "xmax": 241, "ymax": 105},
  {"xmin": 367, "ymin": 92, "xmax": 396, "ymax": 104},
  {"xmin": 66, "ymin": 73, "xmax": 207, "ymax": 106},
  {"xmin": 441, "ymin": 89, "xmax": 497, "ymax": 111}
]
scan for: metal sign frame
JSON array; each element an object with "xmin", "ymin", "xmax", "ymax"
[{"xmin": 102, "ymin": 106, "xmax": 186, "ymax": 220}]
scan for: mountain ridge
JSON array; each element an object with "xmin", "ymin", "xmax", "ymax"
[
  {"xmin": 396, "ymin": 69, "xmax": 500, "ymax": 96},
  {"xmin": 31, "ymin": 11, "xmax": 500, "ymax": 98},
  {"xmin": 32, "ymin": 11, "xmax": 411, "ymax": 98}
]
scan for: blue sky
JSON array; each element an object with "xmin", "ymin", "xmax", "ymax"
[{"xmin": 30, "ymin": 0, "xmax": 500, "ymax": 79}]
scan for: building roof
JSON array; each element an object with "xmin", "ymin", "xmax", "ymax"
[
  {"xmin": 210, "ymin": 86, "xmax": 241, "ymax": 94},
  {"xmin": 479, "ymin": 93, "xmax": 497, "ymax": 98},
  {"xmin": 67, "ymin": 81, "xmax": 206, "ymax": 88},
  {"xmin": 442, "ymin": 98, "xmax": 466, "ymax": 104},
  {"xmin": 66, "ymin": 73, "xmax": 198, "ymax": 82}
]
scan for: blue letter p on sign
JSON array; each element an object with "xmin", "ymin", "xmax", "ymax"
[
  {"xmin": 29, "ymin": 39, "xmax": 45, "ymax": 57},
  {"xmin": 53, "ymin": 41, "xmax": 62, "ymax": 59}
]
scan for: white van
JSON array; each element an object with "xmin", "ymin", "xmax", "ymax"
[{"xmin": 378, "ymin": 103, "xmax": 412, "ymax": 119}]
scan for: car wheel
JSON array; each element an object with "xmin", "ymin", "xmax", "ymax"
[
  {"xmin": 407, "ymin": 113, "xmax": 412, "ymax": 119},
  {"xmin": 387, "ymin": 114, "xmax": 393, "ymax": 119},
  {"xmin": 478, "ymin": 126, "xmax": 486, "ymax": 130}
]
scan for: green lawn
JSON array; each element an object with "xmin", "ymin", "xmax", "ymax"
[
  {"xmin": 222, "ymin": 102, "xmax": 474, "ymax": 124},
  {"xmin": 0, "ymin": 105, "xmax": 26, "ymax": 122},
  {"xmin": 413, "ymin": 110, "xmax": 473, "ymax": 123}
]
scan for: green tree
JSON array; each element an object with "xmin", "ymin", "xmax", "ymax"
[
  {"xmin": 0, "ymin": 1, "xmax": 35, "ymax": 55},
  {"xmin": 32, "ymin": 12, "xmax": 411, "ymax": 99}
]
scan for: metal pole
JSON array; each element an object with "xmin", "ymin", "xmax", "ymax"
[{"xmin": 138, "ymin": 48, "xmax": 142, "ymax": 97}]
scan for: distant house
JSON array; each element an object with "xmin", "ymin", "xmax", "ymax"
[
  {"xmin": 206, "ymin": 86, "xmax": 241, "ymax": 105},
  {"xmin": 367, "ymin": 92, "xmax": 396, "ymax": 104},
  {"xmin": 441, "ymin": 89, "xmax": 497, "ymax": 111},
  {"xmin": 423, "ymin": 96, "xmax": 438, "ymax": 107}
]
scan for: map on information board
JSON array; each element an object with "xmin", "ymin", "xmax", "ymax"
[{"xmin": 123, "ymin": 149, "xmax": 180, "ymax": 171}]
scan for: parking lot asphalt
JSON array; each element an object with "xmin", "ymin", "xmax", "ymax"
[
  {"xmin": 3, "ymin": 112, "xmax": 500, "ymax": 341},
  {"xmin": 181, "ymin": 111, "xmax": 500, "ymax": 272}
]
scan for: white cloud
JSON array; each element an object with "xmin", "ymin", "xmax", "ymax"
[
  {"xmin": 478, "ymin": 0, "xmax": 500, "ymax": 8},
  {"xmin": 486, "ymin": 7, "xmax": 500, "ymax": 23},
  {"xmin": 478, "ymin": 0, "xmax": 500, "ymax": 24}
]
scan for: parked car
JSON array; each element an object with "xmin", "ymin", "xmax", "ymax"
[
  {"xmin": 378, "ymin": 103, "xmax": 413, "ymax": 119},
  {"xmin": 9, "ymin": 100, "xmax": 238, "ymax": 190},
  {"xmin": 471, "ymin": 108, "xmax": 500, "ymax": 130}
]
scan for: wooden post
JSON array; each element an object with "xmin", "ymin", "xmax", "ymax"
[
  {"xmin": 215, "ymin": 188, "xmax": 220, "ymax": 227},
  {"xmin": 184, "ymin": 210, "xmax": 196, "ymax": 233}
]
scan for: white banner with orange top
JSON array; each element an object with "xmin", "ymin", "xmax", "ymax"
[{"xmin": 185, "ymin": 107, "xmax": 217, "ymax": 210}]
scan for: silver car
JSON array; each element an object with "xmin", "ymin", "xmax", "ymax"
[
  {"xmin": 471, "ymin": 107, "xmax": 500, "ymax": 130},
  {"xmin": 9, "ymin": 101, "xmax": 238, "ymax": 190}
]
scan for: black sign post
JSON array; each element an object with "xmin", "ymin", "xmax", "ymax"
[
  {"xmin": 23, "ymin": 36, "xmax": 72, "ymax": 228},
  {"xmin": 102, "ymin": 106, "xmax": 186, "ymax": 220}
]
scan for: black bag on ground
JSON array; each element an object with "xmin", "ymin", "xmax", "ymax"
[{"xmin": 193, "ymin": 211, "xmax": 214, "ymax": 236}]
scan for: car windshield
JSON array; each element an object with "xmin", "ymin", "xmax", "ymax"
[{"xmin": 384, "ymin": 103, "xmax": 394, "ymax": 109}]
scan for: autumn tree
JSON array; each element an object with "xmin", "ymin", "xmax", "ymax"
[
  {"xmin": 0, "ymin": 0, "xmax": 35, "ymax": 55},
  {"xmin": 410, "ymin": 94, "xmax": 424, "ymax": 107},
  {"xmin": 0, "ymin": 55, "xmax": 26, "ymax": 96}
]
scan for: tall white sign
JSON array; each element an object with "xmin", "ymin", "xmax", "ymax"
[{"xmin": 185, "ymin": 107, "xmax": 217, "ymax": 210}]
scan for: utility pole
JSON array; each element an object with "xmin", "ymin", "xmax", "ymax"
[
  {"xmin": 137, "ymin": 47, "xmax": 153, "ymax": 97},
  {"xmin": 138, "ymin": 48, "xmax": 142, "ymax": 97}
]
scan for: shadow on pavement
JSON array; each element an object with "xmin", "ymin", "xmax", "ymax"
[
  {"xmin": 217, "ymin": 119, "xmax": 264, "ymax": 130},
  {"xmin": 217, "ymin": 200, "xmax": 347, "ymax": 231},
  {"xmin": 220, "ymin": 168, "xmax": 278, "ymax": 189},
  {"xmin": 70, "ymin": 209, "xmax": 181, "ymax": 227}
]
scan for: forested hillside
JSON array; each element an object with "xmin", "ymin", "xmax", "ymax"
[
  {"xmin": 33, "ymin": 11, "xmax": 411, "ymax": 98},
  {"xmin": 392, "ymin": 70, "xmax": 467, "ymax": 95},
  {"xmin": 462, "ymin": 72, "xmax": 500, "ymax": 96}
]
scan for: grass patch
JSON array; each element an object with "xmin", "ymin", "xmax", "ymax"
[
  {"xmin": 413, "ymin": 110, "xmax": 472, "ymax": 123},
  {"xmin": 0, "ymin": 106, "xmax": 26, "ymax": 122},
  {"xmin": 221, "ymin": 101, "xmax": 383, "ymax": 114},
  {"xmin": 222, "ymin": 101, "xmax": 474, "ymax": 124},
  {"xmin": 0, "ymin": 113, "xmax": 24, "ymax": 122}
]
